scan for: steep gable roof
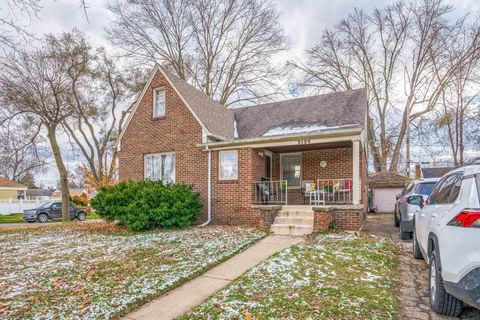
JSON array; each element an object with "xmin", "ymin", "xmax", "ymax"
[
  {"xmin": 232, "ymin": 88, "xmax": 367, "ymax": 139},
  {"xmin": 161, "ymin": 69, "xmax": 234, "ymax": 140},
  {"xmin": 118, "ymin": 65, "xmax": 234, "ymax": 146}
]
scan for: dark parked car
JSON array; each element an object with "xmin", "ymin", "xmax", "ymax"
[
  {"xmin": 23, "ymin": 201, "xmax": 87, "ymax": 223},
  {"xmin": 394, "ymin": 178, "xmax": 439, "ymax": 239}
]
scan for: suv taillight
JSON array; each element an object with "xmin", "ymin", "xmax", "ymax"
[{"xmin": 448, "ymin": 209, "xmax": 480, "ymax": 228}]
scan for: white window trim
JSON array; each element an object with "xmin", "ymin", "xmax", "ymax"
[
  {"xmin": 219, "ymin": 150, "xmax": 238, "ymax": 180},
  {"xmin": 144, "ymin": 152, "xmax": 176, "ymax": 182},
  {"xmin": 280, "ymin": 152, "xmax": 302, "ymax": 189},
  {"xmin": 153, "ymin": 87, "xmax": 166, "ymax": 118}
]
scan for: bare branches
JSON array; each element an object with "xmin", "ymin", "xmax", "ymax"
[
  {"xmin": 292, "ymin": 0, "xmax": 480, "ymax": 173},
  {"xmin": 107, "ymin": 0, "xmax": 287, "ymax": 106},
  {"xmin": 0, "ymin": 121, "xmax": 48, "ymax": 185},
  {"xmin": 62, "ymin": 47, "xmax": 139, "ymax": 187},
  {"xmin": 0, "ymin": 30, "xmax": 89, "ymax": 221}
]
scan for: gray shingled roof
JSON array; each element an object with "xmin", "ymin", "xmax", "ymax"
[
  {"xmin": 232, "ymin": 88, "xmax": 367, "ymax": 139},
  {"xmin": 161, "ymin": 68, "xmax": 235, "ymax": 140}
]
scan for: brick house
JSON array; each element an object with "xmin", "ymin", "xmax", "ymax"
[{"xmin": 118, "ymin": 65, "xmax": 369, "ymax": 233}]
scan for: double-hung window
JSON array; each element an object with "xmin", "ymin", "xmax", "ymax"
[
  {"xmin": 144, "ymin": 153, "xmax": 175, "ymax": 183},
  {"xmin": 219, "ymin": 150, "xmax": 238, "ymax": 180},
  {"xmin": 153, "ymin": 87, "xmax": 165, "ymax": 118}
]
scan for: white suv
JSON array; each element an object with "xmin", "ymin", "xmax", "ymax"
[{"xmin": 412, "ymin": 164, "xmax": 480, "ymax": 316}]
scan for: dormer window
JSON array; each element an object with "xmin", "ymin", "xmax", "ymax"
[{"xmin": 153, "ymin": 87, "xmax": 165, "ymax": 118}]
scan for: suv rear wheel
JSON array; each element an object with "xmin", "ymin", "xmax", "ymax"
[
  {"xmin": 429, "ymin": 250, "xmax": 463, "ymax": 316},
  {"xmin": 37, "ymin": 213, "xmax": 48, "ymax": 223}
]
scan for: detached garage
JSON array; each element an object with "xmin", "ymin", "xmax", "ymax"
[{"xmin": 369, "ymin": 172, "xmax": 408, "ymax": 213}]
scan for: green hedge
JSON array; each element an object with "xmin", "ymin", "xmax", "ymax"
[{"xmin": 91, "ymin": 180, "xmax": 203, "ymax": 231}]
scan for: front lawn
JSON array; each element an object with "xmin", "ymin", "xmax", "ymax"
[
  {"xmin": 0, "ymin": 222, "xmax": 265, "ymax": 319},
  {"xmin": 182, "ymin": 233, "xmax": 399, "ymax": 319},
  {"xmin": 0, "ymin": 214, "xmax": 24, "ymax": 223}
]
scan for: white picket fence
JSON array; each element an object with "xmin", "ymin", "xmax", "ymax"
[{"xmin": 0, "ymin": 199, "xmax": 48, "ymax": 215}]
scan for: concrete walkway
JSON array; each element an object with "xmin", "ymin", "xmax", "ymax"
[{"xmin": 124, "ymin": 235, "xmax": 304, "ymax": 320}]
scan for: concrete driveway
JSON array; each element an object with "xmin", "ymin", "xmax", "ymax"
[{"xmin": 362, "ymin": 213, "xmax": 480, "ymax": 320}]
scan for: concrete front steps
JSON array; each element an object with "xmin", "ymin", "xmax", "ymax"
[{"xmin": 270, "ymin": 206, "xmax": 314, "ymax": 236}]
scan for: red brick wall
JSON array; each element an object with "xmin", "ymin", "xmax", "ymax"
[
  {"xmin": 118, "ymin": 69, "xmax": 209, "ymax": 221},
  {"xmin": 331, "ymin": 208, "xmax": 365, "ymax": 230},
  {"xmin": 210, "ymin": 148, "xmax": 264, "ymax": 226}
]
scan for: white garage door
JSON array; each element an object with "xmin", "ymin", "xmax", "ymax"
[{"xmin": 374, "ymin": 188, "xmax": 403, "ymax": 213}]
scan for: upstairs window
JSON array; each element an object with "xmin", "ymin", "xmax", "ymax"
[
  {"xmin": 219, "ymin": 150, "xmax": 238, "ymax": 180},
  {"xmin": 153, "ymin": 87, "xmax": 165, "ymax": 118}
]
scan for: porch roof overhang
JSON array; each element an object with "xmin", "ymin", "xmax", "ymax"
[{"xmin": 197, "ymin": 127, "xmax": 363, "ymax": 151}]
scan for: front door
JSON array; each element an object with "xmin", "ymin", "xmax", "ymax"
[{"xmin": 265, "ymin": 154, "xmax": 272, "ymax": 179}]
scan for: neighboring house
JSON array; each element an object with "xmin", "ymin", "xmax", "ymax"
[
  {"xmin": 118, "ymin": 65, "xmax": 369, "ymax": 232},
  {"xmin": 51, "ymin": 189, "xmax": 85, "ymax": 200},
  {"xmin": 26, "ymin": 189, "xmax": 53, "ymax": 200},
  {"xmin": 420, "ymin": 166, "xmax": 453, "ymax": 179},
  {"xmin": 369, "ymin": 171, "xmax": 408, "ymax": 213},
  {"xmin": 0, "ymin": 177, "xmax": 27, "ymax": 200}
]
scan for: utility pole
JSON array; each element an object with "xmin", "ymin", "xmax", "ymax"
[{"xmin": 406, "ymin": 108, "xmax": 411, "ymax": 178}]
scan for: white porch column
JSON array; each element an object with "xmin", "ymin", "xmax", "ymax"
[{"xmin": 352, "ymin": 139, "xmax": 360, "ymax": 205}]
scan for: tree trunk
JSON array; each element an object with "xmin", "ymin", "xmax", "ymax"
[{"xmin": 47, "ymin": 125, "xmax": 70, "ymax": 222}]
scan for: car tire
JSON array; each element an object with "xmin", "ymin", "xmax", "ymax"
[
  {"xmin": 77, "ymin": 212, "xmax": 86, "ymax": 222},
  {"xmin": 399, "ymin": 221, "xmax": 412, "ymax": 240},
  {"xmin": 394, "ymin": 210, "xmax": 400, "ymax": 227},
  {"xmin": 429, "ymin": 250, "xmax": 463, "ymax": 316},
  {"xmin": 37, "ymin": 213, "xmax": 48, "ymax": 223},
  {"xmin": 412, "ymin": 230, "xmax": 423, "ymax": 259}
]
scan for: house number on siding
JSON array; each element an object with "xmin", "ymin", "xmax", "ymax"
[{"xmin": 298, "ymin": 139, "xmax": 311, "ymax": 144}]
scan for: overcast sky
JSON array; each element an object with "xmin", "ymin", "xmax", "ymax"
[{"xmin": 3, "ymin": 0, "xmax": 480, "ymax": 186}]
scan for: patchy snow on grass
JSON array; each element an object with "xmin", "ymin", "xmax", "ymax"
[
  {"xmin": 182, "ymin": 233, "xmax": 399, "ymax": 320},
  {"xmin": 0, "ymin": 223, "xmax": 265, "ymax": 320}
]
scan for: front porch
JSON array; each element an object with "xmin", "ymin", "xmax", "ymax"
[
  {"xmin": 252, "ymin": 139, "xmax": 363, "ymax": 207},
  {"xmin": 246, "ymin": 138, "xmax": 366, "ymax": 233}
]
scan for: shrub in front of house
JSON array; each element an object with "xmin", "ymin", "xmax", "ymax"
[{"xmin": 91, "ymin": 180, "xmax": 203, "ymax": 231}]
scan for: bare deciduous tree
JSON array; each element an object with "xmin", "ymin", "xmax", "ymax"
[
  {"xmin": 290, "ymin": 0, "xmax": 480, "ymax": 173},
  {"xmin": 62, "ymin": 48, "xmax": 139, "ymax": 187},
  {"xmin": 107, "ymin": 0, "xmax": 287, "ymax": 106},
  {"xmin": 0, "ymin": 121, "xmax": 48, "ymax": 184},
  {"xmin": 0, "ymin": 0, "xmax": 90, "ymax": 48},
  {"xmin": 433, "ymin": 29, "xmax": 480, "ymax": 166},
  {"xmin": 0, "ymin": 31, "xmax": 88, "ymax": 221}
]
